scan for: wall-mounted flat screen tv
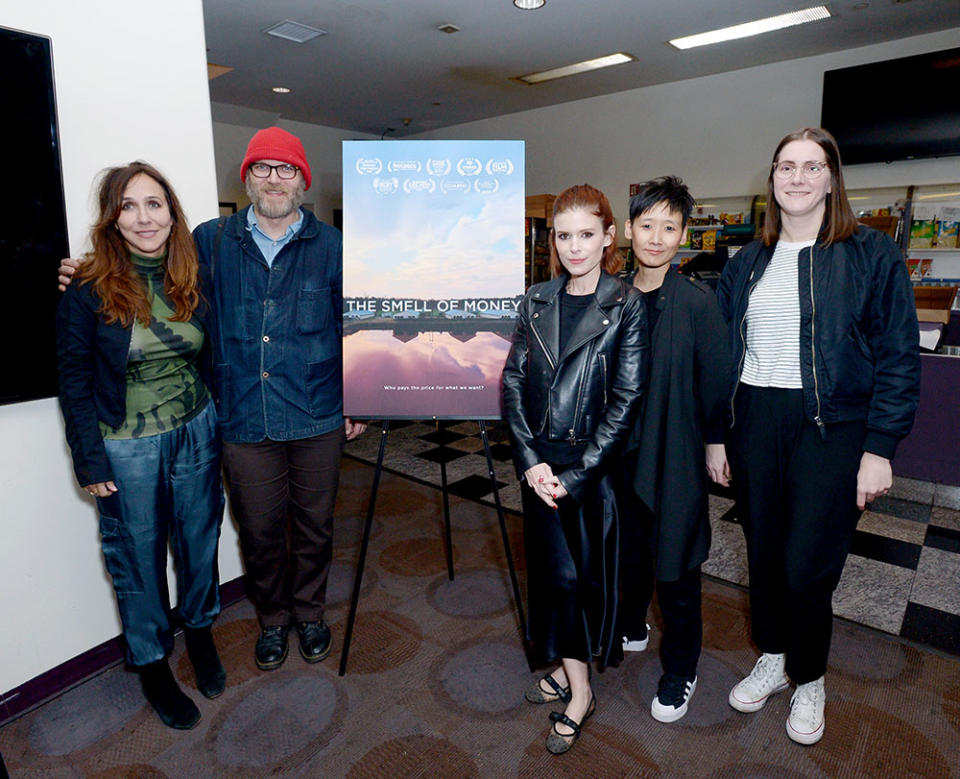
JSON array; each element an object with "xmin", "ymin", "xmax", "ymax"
[
  {"xmin": 0, "ymin": 26, "xmax": 68, "ymax": 405},
  {"xmin": 821, "ymin": 46, "xmax": 960, "ymax": 165}
]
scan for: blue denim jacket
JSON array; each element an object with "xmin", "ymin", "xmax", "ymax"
[{"xmin": 192, "ymin": 206, "xmax": 343, "ymax": 443}]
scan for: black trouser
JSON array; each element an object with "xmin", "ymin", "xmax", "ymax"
[
  {"xmin": 729, "ymin": 385, "xmax": 864, "ymax": 684},
  {"xmin": 619, "ymin": 475, "xmax": 702, "ymax": 678},
  {"xmin": 222, "ymin": 428, "xmax": 344, "ymax": 627}
]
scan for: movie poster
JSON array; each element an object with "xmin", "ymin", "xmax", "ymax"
[{"xmin": 342, "ymin": 140, "xmax": 525, "ymax": 419}]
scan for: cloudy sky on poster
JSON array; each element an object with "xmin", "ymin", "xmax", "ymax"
[{"xmin": 342, "ymin": 140, "xmax": 524, "ymax": 299}]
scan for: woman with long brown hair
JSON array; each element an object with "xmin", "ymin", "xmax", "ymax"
[
  {"xmin": 57, "ymin": 161, "xmax": 224, "ymax": 730},
  {"xmin": 718, "ymin": 128, "xmax": 920, "ymax": 744},
  {"xmin": 503, "ymin": 184, "xmax": 647, "ymax": 754}
]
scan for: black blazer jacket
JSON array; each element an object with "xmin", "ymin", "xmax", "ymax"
[{"xmin": 627, "ymin": 270, "xmax": 731, "ymax": 580}]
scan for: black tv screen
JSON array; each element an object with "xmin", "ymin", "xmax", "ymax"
[
  {"xmin": 821, "ymin": 47, "xmax": 960, "ymax": 165},
  {"xmin": 0, "ymin": 26, "xmax": 68, "ymax": 405}
]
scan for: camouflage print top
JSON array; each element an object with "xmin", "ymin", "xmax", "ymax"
[{"xmin": 101, "ymin": 253, "xmax": 210, "ymax": 440}]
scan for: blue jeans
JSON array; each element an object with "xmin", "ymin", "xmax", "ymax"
[{"xmin": 97, "ymin": 402, "xmax": 224, "ymax": 666}]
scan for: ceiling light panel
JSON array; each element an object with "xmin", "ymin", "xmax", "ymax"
[
  {"xmin": 518, "ymin": 52, "xmax": 636, "ymax": 84},
  {"xmin": 264, "ymin": 20, "xmax": 328, "ymax": 44},
  {"xmin": 669, "ymin": 6, "xmax": 831, "ymax": 50}
]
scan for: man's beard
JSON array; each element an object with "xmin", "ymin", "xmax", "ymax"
[{"xmin": 246, "ymin": 178, "xmax": 305, "ymax": 219}]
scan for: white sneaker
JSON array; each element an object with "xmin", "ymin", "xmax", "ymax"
[
  {"xmin": 787, "ymin": 677, "xmax": 825, "ymax": 745},
  {"xmin": 728, "ymin": 653, "xmax": 789, "ymax": 712},
  {"xmin": 622, "ymin": 624, "xmax": 651, "ymax": 653}
]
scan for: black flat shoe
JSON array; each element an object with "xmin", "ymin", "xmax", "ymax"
[
  {"xmin": 524, "ymin": 672, "xmax": 572, "ymax": 704},
  {"xmin": 296, "ymin": 621, "xmax": 332, "ymax": 663},
  {"xmin": 255, "ymin": 625, "xmax": 290, "ymax": 671},
  {"xmin": 138, "ymin": 660, "xmax": 201, "ymax": 730},
  {"xmin": 546, "ymin": 696, "xmax": 596, "ymax": 755},
  {"xmin": 185, "ymin": 626, "xmax": 226, "ymax": 698}
]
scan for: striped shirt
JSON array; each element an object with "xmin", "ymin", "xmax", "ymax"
[{"xmin": 741, "ymin": 240, "xmax": 814, "ymax": 389}]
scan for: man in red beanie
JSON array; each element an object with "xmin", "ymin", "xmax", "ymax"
[
  {"xmin": 194, "ymin": 126, "xmax": 364, "ymax": 671},
  {"xmin": 60, "ymin": 127, "xmax": 364, "ymax": 672}
]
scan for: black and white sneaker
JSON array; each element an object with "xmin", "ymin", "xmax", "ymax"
[
  {"xmin": 622, "ymin": 623, "xmax": 651, "ymax": 653},
  {"xmin": 651, "ymin": 673, "xmax": 697, "ymax": 723}
]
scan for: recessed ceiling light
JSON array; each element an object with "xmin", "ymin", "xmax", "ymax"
[
  {"xmin": 669, "ymin": 6, "xmax": 831, "ymax": 50},
  {"xmin": 514, "ymin": 0, "xmax": 546, "ymax": 9},
  {"xmin": 264, "ymin": 20, "xmax": 327, "ymax": 44},
  {"xmin": 516, "ymin": 52, "xmax": 635, "ymax": 84},
  {"xmin": 272, "ymin": 86, "xmax": 292, "ymax": 94}
]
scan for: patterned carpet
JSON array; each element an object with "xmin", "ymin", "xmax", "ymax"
[
  {"xmin": 1, "ymin": 453, "xmax": 958, "ymax": 777},
  {"xmin": 345, "ymin": 420, "xmax": 960, "ymax": 656}
]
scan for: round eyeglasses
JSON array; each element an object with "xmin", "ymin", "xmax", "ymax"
[
  {"xmin": 249, "ymin": 162, "xmax": 299, "ymax": 180},
  {"xmin": 773, "ymin": 161, "xmax": 828, "ymax": 180}
]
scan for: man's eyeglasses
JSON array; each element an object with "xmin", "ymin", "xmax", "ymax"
[
  {"xmin": 249, "ymin": 162, "xmax": 299, "ymax": 180},
  {"xmin": 773, "ymin": 161, "xmax": 828, "ymax": 180}
]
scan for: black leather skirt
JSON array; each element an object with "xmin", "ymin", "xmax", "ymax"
[{"xmin": 522, "ymin": 467, "xmax": 622, "ymax": 669}]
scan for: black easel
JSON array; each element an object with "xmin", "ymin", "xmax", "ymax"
[{"xmin": 338, "ymin": 419, "xmax": 529, "ymax": 675}]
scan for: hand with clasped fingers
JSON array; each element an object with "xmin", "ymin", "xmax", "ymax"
[{"xmin": 524, "ymin": 462, "xmax": 568, "ymax": 509}]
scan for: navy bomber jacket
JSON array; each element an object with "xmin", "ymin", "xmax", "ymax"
[{"xmin": 717, "ymin": 225, "xmax": 920, "ymax": 459}]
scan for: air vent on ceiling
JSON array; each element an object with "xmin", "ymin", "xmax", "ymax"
[{"xmin": 264, "ymin": 20, "xmax": 328, "ymax": 44}]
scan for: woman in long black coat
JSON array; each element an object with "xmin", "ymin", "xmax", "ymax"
[{"xmin": 616, "ymin": 176, "xmax": 731, "ymax": 724}]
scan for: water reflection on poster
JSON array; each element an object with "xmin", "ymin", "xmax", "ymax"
[{"xmin": 342, "ymin": 140, "xmax": 525, "ymax": 419}]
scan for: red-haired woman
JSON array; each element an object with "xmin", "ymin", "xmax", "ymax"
[
  {"xmin": 718, "ymin": 128, "xmax": 920, "ymax": 744},
  {"xmin": 57, "ymin": 162, "xmax": 224, "ymax": 730},
  {"xmin": 503, "ymin": 184, "xmax": 647, "ymax": 754}
]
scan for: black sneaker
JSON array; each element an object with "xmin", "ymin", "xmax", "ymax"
[
  {"xmin": 622, "ymin": 623, "xmax": 651, "ymax": 653},
  {"xmin": 651, "ymin": 673, "xmax": 697, "ymax": 723}
]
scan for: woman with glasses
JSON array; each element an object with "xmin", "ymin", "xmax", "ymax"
[
  {"xmin": 717, "ymin": 128, "xmax": 920, "ymax": 745},
  {"xmin": 57, "ymin": 162, "xmax": 224, "ymax": 730}
]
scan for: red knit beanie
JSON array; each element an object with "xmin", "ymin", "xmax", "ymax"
[{"xmin": 240, "ymin": 127, "xmax": 312, "ymax": 190}]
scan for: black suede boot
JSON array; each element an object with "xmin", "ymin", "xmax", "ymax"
[
  {"xmin": 185, "ymin": 626, "xmax": 226, "ymax": 698},
  {"xmin": 138, "ymin": 660, "xmax": 201, "ymax": 730}
]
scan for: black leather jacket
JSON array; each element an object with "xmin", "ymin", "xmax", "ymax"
[
  {"xmin": 717, "ymin": 226, "xmax": 920, "ymax": 459},
  {"xmin": 502, "ymin": 271, "xmax": 648, "ymax": 501}
]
